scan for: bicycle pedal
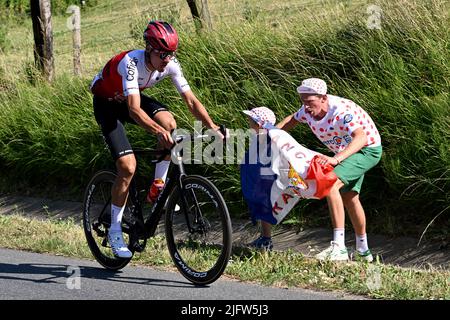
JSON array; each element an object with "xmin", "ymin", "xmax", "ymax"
[
  {"xmin": 132, "ymin": 244, "xmax": 144, "ymax": 253},
  {"xmin": 131, "ymin": 239, "xmax": 147, "ymax": 253}
]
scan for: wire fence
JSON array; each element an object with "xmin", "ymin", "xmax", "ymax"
[{"xmin": 3, "ymin": 0, "xmax": 374, "ymax": 75}]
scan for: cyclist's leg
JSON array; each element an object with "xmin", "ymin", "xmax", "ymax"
[
  {"xmin": 139, "ymin": 95, "xmax": 174, "ymax": 188},
  {"xmin": 140, "ymin": 93, "xmax": 176, "ymax": 137},
  {"xmin": 124, "ymin": 93, "xmax": 175, "ymax": 149},
  {"xmin": 94, "ymin": 96, "xmax": 136, "ymax": 206},
  {"xmin": 93, "ymin": 96, "xmax": 135, "ymax": 257},
  {"xmin": 112, "ymin": 154, "xmax": 136, "ymax": 207}
]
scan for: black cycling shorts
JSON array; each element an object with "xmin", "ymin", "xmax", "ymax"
[{"xmin": 93, "ymin": 94, "xmax": 169, "ymax": 160}]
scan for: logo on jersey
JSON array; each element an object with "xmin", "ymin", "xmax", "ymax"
[
  {"xmin": 323, "ymin": 134, "xmax": 352, "ymax": 147},
  {"xmin": 343, "ymin": 134, "xmax": 352, "ymax": 143},
  {"xmin": 333, "ymin": 136, "xmax": 342, "ymax": 145},
  {"xmin": 343, "ymin": 114, "xmax": 353, "ymax": 124},
  {"xmin": 126, "ymin": 57, "xmax": 138, "ymax": 81}
]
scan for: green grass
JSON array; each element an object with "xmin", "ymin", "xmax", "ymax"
[
  {"xmin": 0, "ymin": 0, "xmax": 449, "ymax": 237},
  {"xmin": 0, "ymin": 213, "xmax": 448, "ymax": 299}
]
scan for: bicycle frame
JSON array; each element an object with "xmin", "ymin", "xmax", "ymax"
[
  {"xmin": 83, "ymin": 128, "xmax": 232, "ymax": 283},
  {"xmin": 143, "ymin": 162, "xmax": 182, "ymax": 238},
  {"xmin": 127, "ymin": 135, "xmax": 196, "ymax": 240}
]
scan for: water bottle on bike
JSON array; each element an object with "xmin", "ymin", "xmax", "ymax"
[{"xmin": 146, "ymin": 178, "xmax": 165, "ymax": 203}]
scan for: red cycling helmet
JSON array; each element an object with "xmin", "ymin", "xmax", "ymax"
[{"xmin": 143, "ymin": 20, "xmax": 179, "ymax": 52}]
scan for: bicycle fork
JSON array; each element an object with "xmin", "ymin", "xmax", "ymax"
[{"xmin": 170, "ymin": 151, "xmax": 207, "ymax": 235}]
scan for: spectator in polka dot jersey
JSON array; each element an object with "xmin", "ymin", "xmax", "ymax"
[{"xmin": 277, "ymin": 78, "xmax": 382, "ymax": 262}]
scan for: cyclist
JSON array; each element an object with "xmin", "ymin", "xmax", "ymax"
[{"xmin": 90, "ymin": 20, "xmax": 223, "ymax": 258}]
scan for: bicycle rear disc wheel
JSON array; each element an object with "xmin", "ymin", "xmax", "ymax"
[
  {"xmin": 165, "ymin": 175, "xmax": 232, "ymax": 285},
  {"xmin": 83, "ymin": 170, "xmax": 132, "ymax": 270}
]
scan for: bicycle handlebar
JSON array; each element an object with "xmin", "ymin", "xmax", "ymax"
[
  {"xmin": 140, "ymin": 125, "xmax": 228, "ymax": 163},
  {"xmin": 173, "ymin": 124, "xmax": 228, "ymax": 144}
]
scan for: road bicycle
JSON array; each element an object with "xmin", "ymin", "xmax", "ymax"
[{"xmin": 82, "ymin": 130, "xmax": 232, "ymax": 285}]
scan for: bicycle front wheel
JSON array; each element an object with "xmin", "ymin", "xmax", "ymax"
[
  {"xmin": 165, "ymin": 175, "xmax": 232, "ymax": 285},
  {"xmin": 82, "ymin": 170, "xmax": 132, "ymax": 270}
]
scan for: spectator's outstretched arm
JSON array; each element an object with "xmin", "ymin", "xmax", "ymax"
[{"xmin": 276, "ymin": 113, "xmax": 298, "ymax": 131}]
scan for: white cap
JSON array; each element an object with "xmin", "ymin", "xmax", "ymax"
[
  {"xmin": 297, "ymin": 78, "xmax": 327, "ymax": 95},
  {"xmin": 242, "ymin": 107, "xmax": 276, "ymax": 126}
]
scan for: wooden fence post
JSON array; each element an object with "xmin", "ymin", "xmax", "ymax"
[
  {"xmin": 66, "ymin": 5, "xmax": 81, "ymax": 76},
  {"xmin": 200, "ymin": 0, "xmax": 212, "ymax": 30},
  {"xmin": 30, "ymin": 0, "xmax": 54, "ymax": 82}
]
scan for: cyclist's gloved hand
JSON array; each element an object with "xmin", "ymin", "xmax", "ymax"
[{"xmin": 157, "ymin": 130, "xmax": 174, "ymax": 150}]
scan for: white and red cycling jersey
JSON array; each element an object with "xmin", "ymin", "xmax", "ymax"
[{"xmin": 90, "ymin": 49, "xmax": 190, "ymax": 100}]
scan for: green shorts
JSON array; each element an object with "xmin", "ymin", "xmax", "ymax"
[{"xmin": 333, "ymin": 146, "xmax": 382, "ymax": 194}]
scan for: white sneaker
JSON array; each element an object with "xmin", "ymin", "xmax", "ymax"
[
  {"xmin": 352, "ymin": 249, "xmax": 374, "ymax": 262},
  {"xmin": 315, "ymin": 241, "xmax": 349, "ymax": 261},
  {"xmin": 108, "ymin": 230, "xmax": 132, "ymax": 258}
]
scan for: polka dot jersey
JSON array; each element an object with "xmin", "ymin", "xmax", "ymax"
[{"xmin": 294, "ymin": 95, "xmax": 381, "ymax": 154}]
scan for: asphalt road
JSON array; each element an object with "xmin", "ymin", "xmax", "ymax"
[
  {"xmin": 0, "ymin": 248, "xmax": 361, "ymax": 301},
  {"xmin": 1, "ymin": 195, "xmax": 448, "ymax": 270}
]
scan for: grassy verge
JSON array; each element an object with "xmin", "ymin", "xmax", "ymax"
[
  {"xmin": 0, "ymin": 213, "xmax": 448, "ymax": 300},
  {"xmin": 0, "ymin": 0, "xmax": 448, "ymax": 238}
]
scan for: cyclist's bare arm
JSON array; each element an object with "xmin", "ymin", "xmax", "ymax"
[
  {"xmin": 181, "ymin": 90, "xmax": 220, "ymax": 132},
  {"xmin": 276, "ymin": 113, "xmax": 298, "ymax": 131},
  {"xmin": 127, "ymin": 93, "xmax": 173, "ymax": 149}
]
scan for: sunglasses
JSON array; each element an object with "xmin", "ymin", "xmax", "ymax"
[{"xmin": 154, "ymin": 49, "xmax": 176, "ymax": 60}]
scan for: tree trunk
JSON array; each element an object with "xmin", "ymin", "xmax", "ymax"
[
  {"xmin": 186, "ymin": 0, "xmax": 203, "ymax": 31},
  {"xmin": 30, "ymin": 0, "xmax": 54, "ymax": 82}
]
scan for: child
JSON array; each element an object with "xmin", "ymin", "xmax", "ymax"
[
  {"xmin": 240, "ymin": 106, "xmax": 337, "ymax": 251},
  {"xmin": 241, "ymin": 107, "xmax": 277, "ymax": 250}
]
